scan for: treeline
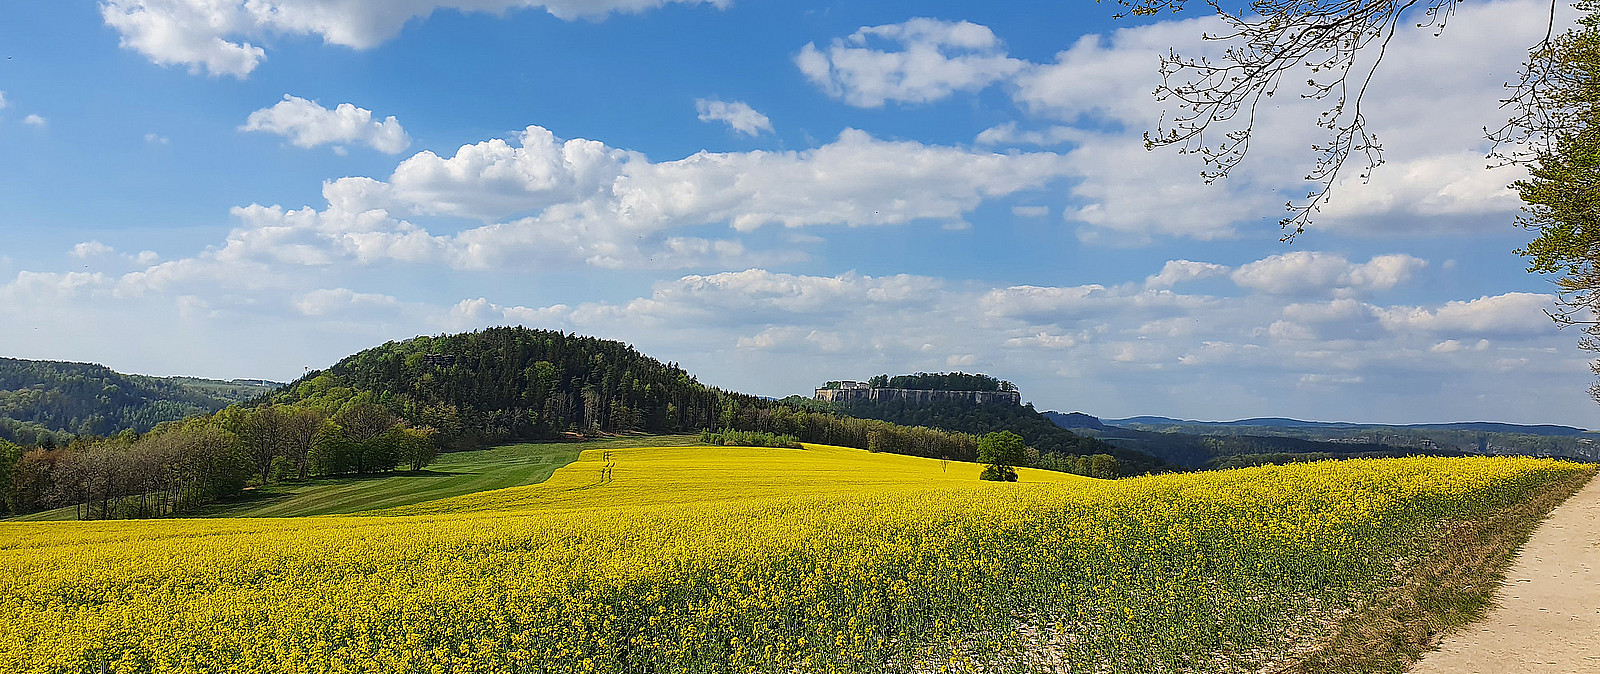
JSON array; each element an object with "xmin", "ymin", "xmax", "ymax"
[
  {"xmin": 1201, "ymin": 435, "xmax": 1397, "ymax": 458},
  {"xmin": 1205, "ymin": 448, "xmax": 1471, "ymax": 471},
  {"xmin": 844, "ymin": 372, "xmax": 1017, "ymax": 391},
  {"xmin": 724, "ymin": 402, "xmax": 982, "ymax": 461},
  {"xmin": 2, "ymin": 422, "xmax": 246, "ymax": 519},
  {"xmin": 0, "ymin": 357, "xmax": 269, "ymax": 442},
  {"xmin": 698, "ymin": 430, "xmax": 801, "ymax": 449},
  {"xmin": 0, "ymin": 398, "xmax": 441, "ymax": 519},
  {"xmin": 264, "ymin": 328, "xmax": 743, "ymax": 445},
  {"xmin": 1039, "ymin": 453, "xmax": 1120, "ymax": 479},
  {"xmin": 715, "ymin": 403, "xmax": 1127, "ymax": 479},
  {"xmin": 839, "ymin": 398, "xmax": 1164, "ymax": 475}
]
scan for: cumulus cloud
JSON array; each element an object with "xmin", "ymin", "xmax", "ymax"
[
  {"xmin": 1145, "ymin": 260, "xmax": 1229, "ymax": 288},
  {"xmin": 293, "ymin": 288, "xmax": 402, "ymax": 317},
  {"xmin": 1231, "ymin": 252, "xmax": 1426, "ymax": 296},
  {"xmin": 242, "ymin": 95, "xmax": 410, "ymax": 154},
  {"xmin": 100, "ymin": 0, "xmax": 730, "ymax": 78},
  {"xmin": 1378, "ymin": 293, "xmax": 1560, "ymax": 336},
  {"xmin": 803, "ymin": 1, "xmax": 1550, "ymax": 241},
  {"xmin": 0, "ymin": 91, "xmax": 7, "ymax": 109},
  {"xmin": 70, "ymin": 241, "xmax": 116, "ymax": 259},
  {"xmin": 22, "ymin": 114, "xmax": 45, "ymax": 127},
  {"xmin": 695, "ymin": 99, "xmax": 773, "ymax": 136},
  {"xmin": 200, "ymin": 125, "xmax": 1070, "ymax": 272},
  {"xmin": 797, "ymin": 18, "xmax": 1026, "ymax": 107}
]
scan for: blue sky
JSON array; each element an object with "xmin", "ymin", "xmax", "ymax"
[{"xmin": 0, "ymin": 0, "xmax": 1593, "ymax": 427}]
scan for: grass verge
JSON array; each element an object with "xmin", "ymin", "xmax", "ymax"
[{"xmin": 1278, "ymin": 465, "xmax": 1598, "ymax": 674}]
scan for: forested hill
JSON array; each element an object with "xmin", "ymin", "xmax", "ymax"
[
  {"xmin": 0, "ymin": 358, "xmax": 277, "ymax": 444},
  {"xmin": 263, "ymin": 328, "xmax": 734, "ymax": 448}
]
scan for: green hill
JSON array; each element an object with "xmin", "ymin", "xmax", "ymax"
[
  {"xmin": 0, "ymin": 357, "xmax": 279, "ymax": 444},
  {"xmin": 263, "ymin": 327, "xmax": 734, "ymax": 447}
]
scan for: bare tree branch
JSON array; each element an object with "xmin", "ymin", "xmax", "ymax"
[{"xmin": 1142, "ymin": 0, "xmax": 1470, "ymax": 240}]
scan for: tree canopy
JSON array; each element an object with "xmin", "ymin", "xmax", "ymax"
[
  {"xmin": 1508, "ymin": 2, "xmax": 1600, "ymax": 401},
  {"xmin": 978, "ymin": 431, "xmax": 1027, "ymax": 482}
]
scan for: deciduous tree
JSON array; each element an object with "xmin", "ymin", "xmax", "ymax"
[{"xmin": 978, "ymin": 430, "xmax": 1027, "ymax": 482}]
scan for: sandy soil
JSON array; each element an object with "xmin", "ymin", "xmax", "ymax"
[{"xmin": 1408, "ymin": 472, "xmax": 1600, "ymax": 673}]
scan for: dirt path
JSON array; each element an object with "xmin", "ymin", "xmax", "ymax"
[{"xmin": 1408, "ymin": 472, "xmax": 1600, "ymax": 673}]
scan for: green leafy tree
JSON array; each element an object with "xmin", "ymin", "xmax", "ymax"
[
  {"xmin": 310, "ymin": 423, "xmax": 355, "ymax": 475},
  {"xmin": 977, "ymin": 430, "xmax": 1026, "ymax": 482},
  {"xmin": 1507, "ymin": 4, "xmax": 1600, "ymax": 400},
  {"xmin": 0, "ymin": 439, "xmax": 21, "ymax": 516},
  {"xmin": 392, "ymin": 426, "xmax": 440, "ymax": 472}
]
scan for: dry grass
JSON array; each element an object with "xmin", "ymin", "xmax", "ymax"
[{"xmin": 1276, "ymin": 465, "xmax": 1599, "ymax": 674}]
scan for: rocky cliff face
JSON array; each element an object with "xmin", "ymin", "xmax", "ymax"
[{"xmin": 813, "ymin": 387, "xmax": 1021, "ymax": 406}]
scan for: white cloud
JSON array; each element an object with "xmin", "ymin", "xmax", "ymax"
[
  {"xmin": 197, "ymin": 125, "xmax": 1069, "ymax": 273},
  {"xmin": 975, "ymin": 123, "xmax": 1078, "ymax": 147},
  {"xmin": 1145, "ymin": 260, "xmax": 1229, "ymax": 288},
  {"xmin": 22, "ymin": 114, "xmax": 45, "ymax": 127},
  {"xmin": 144, "ymin": 132, "xmax": 170, "ymax": 144},
  {"xmin": 1430, "ymin": 339, "xmax": 1491, "ymax": 353},
  {"xmin": 70, "ymin": 241, "xmax": 116, "ymax": 259},
  {"xmin": 1011, "ymin": 205, "xmax": 1049, "ymax": 218},
  {"xmin": 797, "ymin": 17, "xmax": 1026, "ymax": 107},
  {"xmin": 1298, "ymin": 373, "xmax": 1365, "ymax": 386},
  {"xmin": 1004, "ymin": 331, "xmax": 1079, "ymax": 349},
  {"xmin": 293, "ymin": 288, "xmax": 402, "ymax": 317},
  {"xmin": 800, "ymin": 1, "xmax": 1550, "ymax": 242},
  {"xmin": 0, "ymin": 91, "xmax": 7, "ymax": 109},
  {"xmin": 695, "ymin": 99, "xmax": 773, "ymax": 136},
  {"xmin": 2, "ymin": 271, "xmax": 113, "ymax": 301},
  {"xmin": 1379, "ymin": 293, "xmax": 1560, "ymax": 336},
  {"xmin": 242, "ymin": 95, "xmax": 410, "ymax": 154},
  {"xmin": 100, "ymin": 0, "xmax": 730, "ymax": 78},
  {"xmin": 1231, "ymin": 252, "xmax": 1426, "ymax": 296}
]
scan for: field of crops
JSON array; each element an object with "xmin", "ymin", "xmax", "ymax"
[{"xmin": 0, "ymin": 444, "xmax": 1591, "ymax": 673}]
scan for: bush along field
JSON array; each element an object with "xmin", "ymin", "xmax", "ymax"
[{"xmin": 0, "ymin": 445, "xmax": 1592, "ymax": 673}]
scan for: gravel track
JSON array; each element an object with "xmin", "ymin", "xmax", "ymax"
[{"xmin": 1409, "ymin": 472, "xmax": 1600, "ymax": 673}]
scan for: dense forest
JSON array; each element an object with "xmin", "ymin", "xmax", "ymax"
[
  {"xmin": 263, "ymin": 328, "xmax": 737, "ymax": 447},
  {"xmin": 0, "ymin": 358, "xmax": 275, "ymax": 444}
]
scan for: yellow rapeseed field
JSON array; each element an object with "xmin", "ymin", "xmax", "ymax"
[{"xmin": 0, "ymin": 444, "xmax": 1589, "ymax": 673}]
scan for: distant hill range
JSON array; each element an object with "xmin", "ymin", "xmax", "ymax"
[
  {"xmin": 1106, "ymin": 416, "xmax": 1594, "ymax": 437},
  {"xmin": 1045, "ymin": 412, "xmax": 1599, "ymax": 466},
  {"xmin": 0, "ymin": 357, "xmax": 282, "ymax": 445}
]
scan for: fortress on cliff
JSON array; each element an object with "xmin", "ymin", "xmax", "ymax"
[{"xmin": 814, "ymin": 380, "xmax": 1022, "ymax": 406}]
